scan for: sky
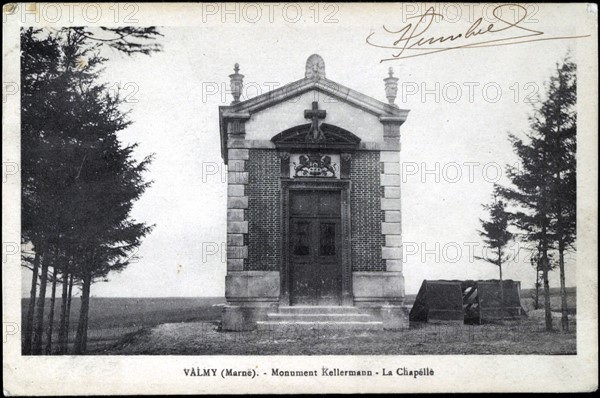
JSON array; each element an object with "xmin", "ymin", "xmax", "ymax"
[{"xmin": 19, "ymin": 3, "xmax": 592, "ymax": 297}]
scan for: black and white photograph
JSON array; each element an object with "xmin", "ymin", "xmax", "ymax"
[{"xmin": 3, "ymin": 2, "xmax": 597, "ymax": 394}]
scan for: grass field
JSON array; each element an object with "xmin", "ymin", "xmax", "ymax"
[
  {"xmin": 22, "ymin": 287, "xmax": 576, "ymax": 355},
  {"xmin": 21, "ymin": 297, "xmax": 224, "ymax": 353},
  {"xmin": 93, "ymin": 318, "xmax": 576, "ymax": 355},
  {"xmin": 520, "ymin": 287, "xmax": 577, "ymax": 313}
]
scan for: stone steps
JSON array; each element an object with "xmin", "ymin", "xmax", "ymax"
[
  {"xmin": 257, "ymin": 306, "xmax": 383, "ymax": 331},
  {"xmin": 278, "ymin": 306, "xmax": 361, "ymax": 314},
  {"xmin": 256, "ymin": 320, "xmax": 383, "ymax": 331},
  {"xmin": 267, "ymin": 313, "xmax": 371, "ymax": 322}
]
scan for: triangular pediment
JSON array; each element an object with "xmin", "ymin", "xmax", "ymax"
[
  {"xmin": 222, "ymin": 77, "xmax": 407, "ymax": 118},
  {"xmin": 218, "ymin": 66, "xmax": 410, "ymax": 162}
]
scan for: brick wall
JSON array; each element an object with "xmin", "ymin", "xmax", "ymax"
[
  {"xmin": 245, "ymin": 149, "xmax": 385, "ymax": 272},
  {"xmin": 245, "ymin": 149, "xmax": 281, "ymax": 271},
  {"xmin": 350, "ymin": 151, "xmax": 386, "ymax": 271}
]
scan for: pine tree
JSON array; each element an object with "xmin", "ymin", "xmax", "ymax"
[
  {"xmin": 476, "ymin": 185, "xmax": 513, "ymax": 322},
  {"xmin": 21, "ymin": 27, "xmax": 160, "ymax": 354},
  {"xmin": 544, "ymin": 59, "xmax": 577, "ymax": 331},
  {"xmin": 21, "ymin": 28, "xmax": 61, "ymax": 354},
  {"xmin": 501, "ymin": 56, "xmax": 577, "ymax": 331},
  {"xmin": 503, "ymin": 130, "xmax": 555, "ymax": 331}
]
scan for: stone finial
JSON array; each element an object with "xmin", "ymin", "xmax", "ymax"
[
  {"xmin": 229, "ymin": 63, "xmax": 244, "ymax": 105},
  {"xmin": 305, "ymin": 54, "xmax": 326, "ymax": 80},
  {"xmin": 384, "ymin": 67, "xmax": 399, "ymax": 107}
]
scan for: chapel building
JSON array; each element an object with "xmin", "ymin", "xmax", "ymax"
[{"xmin": 219, "ymin": 55, "xmax": 410, "ymax": 330}]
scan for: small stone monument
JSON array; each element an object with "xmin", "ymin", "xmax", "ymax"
[{"xmin": 218, "ymin": 55, "xmax": 410, "ymax": 331}]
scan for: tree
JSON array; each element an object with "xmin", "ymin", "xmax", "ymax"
[
  {"xmin": 544, "ymin": 59, "xmax": 577, "ymax": 331},
  {"xmin": 56, "ymin": 28, "xmax": 156, "ymax": 354},
  {"xmin": 21, "ymin": 27, "xmax": 160, "ymax": 354},
  {"xmin": 529, "ymin": 245, "xmax": 557, "ymax": 310},
  {"xmin": 500, "ymin": 56, "xmax": 577, "ymax": 331},
  {"xmin": 477, "ymin": 185, "xmax": 514, "ymax": 322},
  {"xmin": 502, "ymin": 134, "xmax": 554, "ymax": 330},
  {"xmin": 70, "ymin": 27, "xmax": 163, "ymax": 55},
  {"xmin": 44, "ymin": 261, "xmax": 59, "ymax": 354},
  {"xmin": 21, "ymin": 28, "xmax": 61, "ymax": 354}
]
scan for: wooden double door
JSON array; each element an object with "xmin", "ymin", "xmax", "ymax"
[{"xmin": 289, "ymin": 190, "xmax": 342, "ymax": 306}]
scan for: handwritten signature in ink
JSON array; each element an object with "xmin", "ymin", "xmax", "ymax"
[{"xmin": 366, "ymin": 4, "xmax": 590, "ymax": 62}]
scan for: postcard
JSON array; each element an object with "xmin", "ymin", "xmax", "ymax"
[{"xmin": 3, "ymin": 2, "xmax": 598, "ymax": 394}]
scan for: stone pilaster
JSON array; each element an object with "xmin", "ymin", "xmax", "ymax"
[
  {"xmin": 226, "ymin": 144, "xmax": 249, "ymax": 271},
  {"xmin": 378, "ymin": 149, "xmax": 408, "ymax": 328},
  {"xmin": 380, "ymin": 150, "xmax": 403, "ymax": 272}
]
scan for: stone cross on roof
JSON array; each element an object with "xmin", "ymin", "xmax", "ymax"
[{"xmin": 304, "ymin": 101, "xmax": 326, "ymax": 141}]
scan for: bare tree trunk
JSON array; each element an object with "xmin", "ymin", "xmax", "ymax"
[
  {"xmin": 82, "ymin": 299, "xmax": 89, "ymax": 352},
  {"xmin": 32, "ymin": 250, "xmax": 50, "ymax": 354},
  {"xmin": 23, "ymin": 248, "xmax": 42, "ymax": 355},
  {"xmin": 57, "ymin": 269, "xmax": 69, "ymax": 354},
  {"xmin": 558, "ymin": 242, "xmax": 569, "ymax": 331},
  {"xmin": 74, "ymin": 272, "xmax": 91, "ymax": 354},
  {"xmin": 497, "ymin": 247, "xmax": 504, "ymax": 323},
  {"xmin": 44, "ymin": 266, "xmax": 58, "ymax": 354},
  {"xmin": 65, "ymin": 273, "xmax": 74, "ymax": 352},
  {"xmin": 542, "ymin": 260, "xmax": 552, "ymax": 331},
  {"xmin": 499, "ymin": 266, "xmax": 505, "ymax": 322},
  {"xmin": 533, "ymin": 269, "xmax": 541, "ymax": 310},
  {"xmin": 541, "ymin": 225, "xmax": 553, "ymax": 331}
]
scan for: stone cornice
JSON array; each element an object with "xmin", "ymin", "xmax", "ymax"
[
  {"xmin": 380, "ymin": 115, "xmax": 408, "ymax": 124},
  {"xmin": 227, "ymin": 138, "xmax": 400, "ymax": 151},
  {"xmin": 222, "ymin": 111, "xmax": 251, "ymax": 120}
]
